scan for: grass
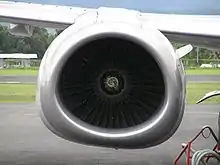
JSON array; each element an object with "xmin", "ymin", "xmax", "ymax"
[
  {"xmin": 186, "ymin": 82, "xmax": 220, "ymax": 104},
  {"xmin": 0, "ymin": 84, "xmax": 36, "ymax": 103},
  {"xmin": 185, "ymin": 68, "xmax": 220, "ymax": 75},
  {"xmin": 0, "ymin": 83, "xmax": 220, "ymax": 104},
  {"xmin": 0, "ymin": 68, "xmax": 38, "ymax": 76},
  {"xmin": 0, "ymin": 68, "xmax": 220, "ymax": 76}
]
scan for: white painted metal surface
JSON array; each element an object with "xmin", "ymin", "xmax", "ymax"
[
  {"xmin": 0, "ymin": 53, "xmax": 38, "ymax": 59},
  {"xmin": 1, "ymin": 1, "xmax": 220, "ymax": 48}
]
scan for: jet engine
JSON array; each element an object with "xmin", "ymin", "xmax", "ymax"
[{"xmin": 37, "ymin": 16, "xmax": 186, "ymax": 149}]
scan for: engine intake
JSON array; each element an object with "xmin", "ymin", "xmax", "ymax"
[
  {"xmin": 37, "ymin": 21, "xmax": 185, "ymax": 149},
  {"xmin": 58, "ymin": 37, "xmax": 165, "ymax": 129}
]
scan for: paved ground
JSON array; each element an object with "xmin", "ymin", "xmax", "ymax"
[
  {"xmin": 186, "ymin": 75, "xmax": 220, "ymax": 82},
  {"xmin": 0, "ymin": 75, "xmax": 219, "ymax": 83},
  {"xmin": 0, "ymin": 76, "xmax": 36, "ymax": 83},
  {"xmin": 0, "ymin": 103, "xmax": 219, "ymax": 165}
]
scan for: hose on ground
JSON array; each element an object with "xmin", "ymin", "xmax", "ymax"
[{"xmin": 191, "ymin": 149, "xmax": 220, "ymax": 165}]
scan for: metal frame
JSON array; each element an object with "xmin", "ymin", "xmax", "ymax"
[{"xmin": 174, "ymin": 125, "xmax": 219, "ymax": 165}]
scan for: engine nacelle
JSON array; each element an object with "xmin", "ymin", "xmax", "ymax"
[{"xmin": 37, "ymin": 16, "xmax": 186, "ymax": 149}]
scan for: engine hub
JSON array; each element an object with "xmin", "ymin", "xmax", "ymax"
[{"xmin": 100, "ymin": 70, "xmax": 124, "ymax": 96}]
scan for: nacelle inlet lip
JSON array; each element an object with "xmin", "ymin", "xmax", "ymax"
[{"xmin": 37, "ymin": 21, "xmax": 185, "ymax": 149}]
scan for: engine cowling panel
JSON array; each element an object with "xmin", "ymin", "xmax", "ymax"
[{"xmin": 37, "ymin": 20, "xmax": 185, "ymax": 149}]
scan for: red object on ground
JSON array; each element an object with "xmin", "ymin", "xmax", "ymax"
[{"xmin": 174, "ymin": 125, "xmax": 219, "ymax": 165}]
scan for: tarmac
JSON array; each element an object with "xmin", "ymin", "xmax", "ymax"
[
  {"xmin": 0, "ymin": 103, "xmax": 219, "ymax": 165},
  {"xmin": 0, "ymin": 75, "xmax": 220, "ymax": 83},
  {"xmin": 0, "ymin": 75, "xmax": 36, "ymax": 84},
  {"xmin": 186, "ymin": 75, "xmax": 220, "ymax": 82}
]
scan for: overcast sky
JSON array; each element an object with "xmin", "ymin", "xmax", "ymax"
[{"xmin": 11, "ymin": 0, "xmax": 220, "ymax": 14}]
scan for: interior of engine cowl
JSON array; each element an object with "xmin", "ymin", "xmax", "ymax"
[{"xmin": 57, "ymin": 36, "xmax": 165, "ymax": 129}]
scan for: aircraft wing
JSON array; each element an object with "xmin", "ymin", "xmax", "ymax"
[
  {"xmin": 0, "ymin": 1, "xmax": 90, "ymax": 29},
  {"xmin": 1, "ymin": 1, "xmax": 220, "ymax": 49}
]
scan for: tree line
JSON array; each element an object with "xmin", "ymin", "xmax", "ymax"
[
  {"xmin": 0, "ymin": 26, "xmax": 58, "ymax": 59},
  {"xmin": 0, "ymin": 25, "xmax": 219, "ymax": 61}
]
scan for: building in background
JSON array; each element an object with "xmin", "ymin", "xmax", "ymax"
[{"xmin": 0, "ymin": 53, "xmax": 38, "ymax": 68}]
